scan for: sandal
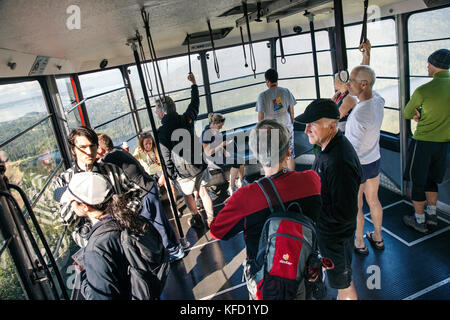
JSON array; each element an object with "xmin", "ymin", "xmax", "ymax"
[
  {"xmin": 366, "ymin": 231, "xmax": 385, "ymax": 250},
  {"xmin": 354, "ymin": 246, "xmax": 369, "ymax": 255}
]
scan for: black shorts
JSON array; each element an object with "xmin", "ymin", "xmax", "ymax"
[
  {"xmin": 361, "ymin": 158, "xmax": 380, "ymax": 184},
  {"xmin": 317, "ymin": 232, "xmax": 354, "ymax": 290},
  {"xmin": 404, "ymin": 139, "xmax": 449, "ymax": 201}
]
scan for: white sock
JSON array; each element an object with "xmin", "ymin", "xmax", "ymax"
[
  {"xmin": 427, "ymin": 205, "xmax": 437, "ymax": 215},
  {"xmin": 415, "ymin": 213, "xmax": 425, "ymax": 224}
]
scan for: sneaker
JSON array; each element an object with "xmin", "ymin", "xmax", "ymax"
[
  {"xmin": 188, "ymin": 213, "xmax": 204, "ymax": 229},
  {"xmin": 425, "ymin": 213, "xmax": 438, "ymax": 226},
  {"xmin": 169, "ymin": 245, "xmax": 186, "ymax": 262},
  {"xmin": 403, "ymin": 215, "xmax": 428, "ymax": 233}
]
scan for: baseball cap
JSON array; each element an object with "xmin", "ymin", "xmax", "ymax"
[
  {"xmin": 55, "ymin": 172, "xmax": 114, "ymax": 206},
  {"xmin": 295, "ymin": 99, "xmax": 340, "ymax": 124}
]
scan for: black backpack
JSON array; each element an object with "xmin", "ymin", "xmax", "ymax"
[
  {"xmin": 95, "ymin": 218, "xmax": 170, "ymax": 300},
  {"xmin": 243, "ymin": 176, "xmax": 331, "ymax": 300}
]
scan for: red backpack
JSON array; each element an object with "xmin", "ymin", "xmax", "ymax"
[{"xmin": 243, "ymin": 176, "xmax": 333, "ymax": 300}]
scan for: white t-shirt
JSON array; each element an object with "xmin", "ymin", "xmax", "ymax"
[
  {"xmin": 255, "ymin": 86, "xmax": 296, "ymax": 132},
  {"xmin": 345, "ymin": 91, "xmax": 385, "ymax": 165}
]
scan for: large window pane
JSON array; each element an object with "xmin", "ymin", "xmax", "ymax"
[
  {"xmin": 55, "ymin": 77, "xmax": 83, "ymax": 130},
  {"xmin": 278, "ymin": 78, "xmax": 317, "ymax": 100},
  {"xmin": 194, "ymin": 108, "xmax": 257, "ymax": 137},
  {"xmin": 408, "ymin": 40, "xmax": 450, "ymax": 76},
  {"xmin": 345, "ymin": 19, "xmax": 397, "ymax": 48},
  {"xmin": 129, "ymin": 55, "xmax": 207, "ymax": 115},
  {"xmin": 347, "ymin": 46, "xmax": 398, "ymax": 78},
  {"xmin": 207, "ymin": 42, "xmax": 270, "ymax": 83},
  {"xmin": 211, "ymin": 83, "xmax": 266, "ymax": 111},
  {"xmin": 276, "ymin": 31, "xmax": 330, "ymax": 55},
  {"xmin": 79, "ymin": 69, "xmax": 137, "ymax": 145},
  {"xmin": 381, "ymin": 108, "xmax": 399, "ymax": 135},
  {"xmin": 0, "ymin": 249, "xmax": 26, "ymax": 300},
  {"xmin": 0, "ymin": 81, "xmax": 48, "ymax": 143},
  {"xmin": 3, "ymin": 119, "xmax": 62, "ymax": 201},
  {"xmin": 374, "ymin": 78, "xmax": 399, "ymax": 109},
  {"xmin": 408, "ymin": 7, "xmax": 450, "ymax": 42}
]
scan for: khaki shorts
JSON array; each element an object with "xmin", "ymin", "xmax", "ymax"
[{"xmin": 174, "ymin": 169, "xmax": 211, "ymax": 195}]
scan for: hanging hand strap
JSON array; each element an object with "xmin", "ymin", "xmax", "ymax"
[
  {"xmin": 243, "ymin": 1, "xmax": 257, "ymax": 78},
  {"xmin": 359, "ymin": 0, "xmax": 369, "ymax": 52},
  {"xmin": 239, "ymin": 26, "xmax": 249, "ymax": 68},
  {"xmin": 276, "ymin": 20, "xmax": 286, "ymax": 64},
  {"xmin": 187, "ymin": 33, "xmax": 192, "ymax": 74},
  {"xmin": 207, "ymin": 19, "xmax": 220, "ymax": 79}
]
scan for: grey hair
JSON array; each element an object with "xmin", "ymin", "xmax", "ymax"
[
  {"xmin": 352, "ymin": 65, "xmax": 376, "ymax": 87},
  {"xmin": 249, "ymin": 119, "xmax": 290, "ymax": 167}
]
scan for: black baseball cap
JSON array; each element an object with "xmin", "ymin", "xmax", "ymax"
[{"xmin": 295, "ymin": 99, "xmax": 340, "ymax": 124}]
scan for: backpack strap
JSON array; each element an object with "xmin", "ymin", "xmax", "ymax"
[{"xmin": 256, "ymin": 176, "xmax": 286, "ymax": 214}]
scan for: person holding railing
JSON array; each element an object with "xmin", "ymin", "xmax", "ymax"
[
  {"xmin": 155, "ymin": 73, "xmax": 214, "ymax": 229},
  {"xmin": 201, "ymin": 113, "xmax": 245, "ymax": 196},
  {"xmin": 345, "ymin": 41, "xmax": 386, "ymax": 254}
]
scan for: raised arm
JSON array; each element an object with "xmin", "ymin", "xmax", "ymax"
[{"xmin": 360, "ymin": 39, "xmax": 371, "ymax": 66}]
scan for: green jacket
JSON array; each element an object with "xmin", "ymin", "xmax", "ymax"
[{"xmin": 404, "ymin": 71, "xmax": 450, "ymax": 142}]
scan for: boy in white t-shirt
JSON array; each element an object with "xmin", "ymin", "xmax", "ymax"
[{"xmin": 256, "ymin": 68, "xmax": 297, "ymax": 171}]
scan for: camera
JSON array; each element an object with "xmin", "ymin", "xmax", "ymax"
[{"xmin": 293, "ymin": 26, "xmax": 303, "ymax": 34}]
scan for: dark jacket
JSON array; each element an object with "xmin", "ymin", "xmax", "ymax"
[
  {"xmin": 102, "ymin": 147, "xmax": 156, "ymax": 194},
  {"xmin": 80, "ymin": 218, "xmax": 130, "ymax": 300},
  {"xmin": 312, "ymin": 130, "xmax": 362, "ymax": 238},
  {"xmin": 157, "ymin": 84, "xmax": 206, "ymax": 180}
]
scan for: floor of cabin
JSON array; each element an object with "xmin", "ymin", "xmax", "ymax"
[{"xmin": 161, "ymin": 166, "xmax": 450, "ymax": 301}]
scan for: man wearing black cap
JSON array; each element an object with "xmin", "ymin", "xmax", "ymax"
[
  {"xmin": 296, "ymin": 99, "xmax": 362, "ymax": 300},
  {"xmin": 403, "ymin": 49, "xmax": 450, "ymax": 233}
]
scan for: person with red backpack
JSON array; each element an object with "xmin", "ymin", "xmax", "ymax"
[{"xmin": 209, "ymin": 120, "xmax": 323, "ymax": 300}]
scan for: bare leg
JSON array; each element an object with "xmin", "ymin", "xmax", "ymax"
[
  {"xmin": 337, "ymin": 281, "xmax": 358, "ymax": 300},
  {"xmin": 425, "ymin": 191, "xmax": 438, "ymax": 206},
  {"xmin": 354, "ymin": 184, "xmax": 366, "ymax": 249},
  {"xmin": 199, "ymin": 185, "xmax": 214, "ymax": 219},
  {"xmin": 364, "ymin": 175, "xmax": 383, "ymax": 242},
  {"xmin": 229, "ymin": 167, "xmax": 238, "ymax": 191}
]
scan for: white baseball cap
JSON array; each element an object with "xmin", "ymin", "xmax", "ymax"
[{"xmin": 56, "ymin": 172, "xmax": 114, "ymax": 206}]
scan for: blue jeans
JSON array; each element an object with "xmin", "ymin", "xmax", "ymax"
[{"xmin": 140, "ymin": 184, "xmax": 179, "ymax": 253}]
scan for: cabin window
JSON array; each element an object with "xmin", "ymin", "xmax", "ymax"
[
  {"xmin": 78, "ymin": 69, "xmax": 138, "ymax": 151},
  {"xmin": 128, "ymin": 54, "xmax": 208, "ymax": 130},
  {"xmin": 276, "ymin": 31, "xmax": 333, "ymax": 117},
  {"xmin": 407, "ymin": 6, "xmax": 450, "ymax": 135},
  {"xmin": 55, "ymin": 77, "xmax": 83, "ymax": 130},
  {"xmin": 207, "ymin": 41, "xmax": 271, "ymax": 111},
  {"xmin": 0, "ymin": 80, "xmax": 71, "ymax": 299}
]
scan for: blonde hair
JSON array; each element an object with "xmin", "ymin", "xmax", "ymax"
[{"xmin": 208, "ymin": 113, "xmax": 225, "ymax": 125}]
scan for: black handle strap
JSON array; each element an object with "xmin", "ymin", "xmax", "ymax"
[
  {"xmin": 359, "ymin": 0, "xmax": 369, "ymax": 52},
  {"xmin": 187, "ymin": 33, "xmax": 192, "ymax": 74},
  {"xmin": 239, "ymin": 26, "xmax": 249, "ymax": 68},
  {"xmin": 276, "ymin": 20, "xmax": 286, "ymax": 64},
  {"xmin": 207, "ymin": 19, "xmax": 220, "ymax": 79}
]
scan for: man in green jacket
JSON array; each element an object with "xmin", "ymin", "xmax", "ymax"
[{"xmin": 403, "ymin": 49, "xmax": 450, "ymax": 233}]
